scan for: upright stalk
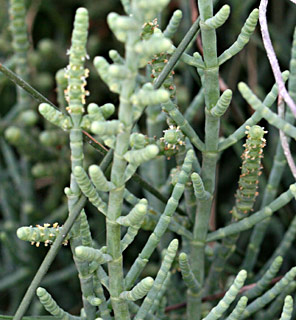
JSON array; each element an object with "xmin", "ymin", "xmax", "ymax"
[
  {"xmin": 106, "ymin": 30, "xmax": 139, "ymax": 320},
  {"xmin": 189, "ymin": 1, "xmax": 220, "ymax": 319},
  {"xmin": 65, "ymin": 8, "xmax": 96, "ymax": 320}
]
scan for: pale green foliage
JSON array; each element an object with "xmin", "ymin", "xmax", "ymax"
[
  {"xmin": 131, "ymin": 85, "xmax": 170, "ymax": 107},
  {"xmin": 73, "ymin": 166, "xmax": 107, "ymax": 214},
  {"xmin": 120, "ymin": 277, "xmax": 154, "ymax": 301},
  {"xmin": 124, "ymin": 145, "xmax": 159, "ymax": 166},
  {"xmin": 204, "ymin": 5, "xmax": 230, "ymax": 29},
  {"xmin": 226, "ymin": 297, "xmax": 248, "ymax": 320},
  {"xmin": 279, "ymin": 296, "xmax": 293, "ymax": 320},
  {"xmin": 210, "ymin": 89, "xmax": 232, "ymax": 117},
  {"xmin": 117, "ymin": 199, "xmax": 148, "ymax": 227},
  {"xmin": 191, "ymin": 172, "xmax": 209, "ymax": 201},
  {"xmin": 36, "ymin": 287, "xmax": 80, "ymax": 320},
  {"xmin": 179, "ymin": 252, "xmax": 200, "ymax": 292},
  {"xmin": 75, "ymin": 246, "xmax": 112, "ymax": 264},
  {"xmin": 164, "ymin": 10, "xmax": 183, "ymax": 38},
  {"xmin": 39, "ymin": 103, "xmax": 72, "ymax": 130},
  {"xmin": 202, "ymin": 270, "xmax": 247, "ymax": 320},
  {"xmin": 5, "ymin": 0, "xmax": 296, "ymax": 320},
  {"xmin": 218, "ymin": 9, "xmax": 259, "ymax": 65}
]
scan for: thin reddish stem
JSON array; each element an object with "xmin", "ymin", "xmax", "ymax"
[{"xmin": 82, "ymin": 130, "xmax": 109, "ymax": 151}]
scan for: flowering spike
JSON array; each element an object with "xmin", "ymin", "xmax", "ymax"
[
  {"xmin": 65, "ymin": 8, "xmax": 89, "ymax": 114},
  {"xmin": 17, "ymin": 225, "xmax": 69, "ymax": 246},
  {"xmin": 231, "ymin": 125, "xmax": 266, "ymax": 220}
]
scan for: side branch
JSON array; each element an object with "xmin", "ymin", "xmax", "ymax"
[
  {"xmin": 207, "ymin": 184, "xmax": 296, "ymax": 242},
  {"xmin": 13, "ymin": 196, "xmax": 86, "ymax": 320}
]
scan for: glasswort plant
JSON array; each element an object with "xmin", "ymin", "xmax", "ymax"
[{"xmin": 0, "ymin": 0, "xmax": 296, "ymax": 319}]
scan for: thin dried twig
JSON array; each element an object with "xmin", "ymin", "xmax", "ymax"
[
  {"xmin": 259, "ymin": 0, "xmax": 296, "ymax": 180},
  {"xmin": 278, "ymin": 96, "xmax": 296, "ymax": 179},
  {"xmin": 82, "ymin": 130, "xmax": 108, "ymax": 151},
  {"xmin": 259, "ymin": 0, "xmax": 296, "ymax": 117}
]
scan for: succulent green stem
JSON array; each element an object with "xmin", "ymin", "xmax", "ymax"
[
  {"xmin": 125, "ymin": 150, "xmax": 193, "ymax": 289},
  {"xmin": 219, "ymin": 71, "xmax": 289, "ymax": 151},
  {"xmin": 36, "ymin": 288, "xmax": 80, "ymax": 320},
  {"xmin": 241, "ymin": 267, "xmax": 296, "ymax": 318},
  {"xmin": 189, "ymin": 1, "xmax": 220, "ymax": 318},
  {"xmin": 9, "ymin": 0, "xmax": 30, "ymax": 110},
  {"xmin": 134, "ymin": 239, "xmax": 179, "ymax": 319},
  {"xmin": 245, "ymin": 256, "xmax": 283, "ymax": 300},
  {"xmin": 207, "ymin": 183, "xmax": 296, "ymax": 242},
  {"xmin": 279, "ymin": 296, "xmax": 294, "ymax": 320},
  {"xmin": 102, "ymin": 11, "xmax": 144, "ymax": 318},
  {"xmin": 203, "ymin": 270, "xmax": 247, "ymax": 320},
  {"xmin": 13, "ymin": 196, "xmax": 86, "ymax": 320}
]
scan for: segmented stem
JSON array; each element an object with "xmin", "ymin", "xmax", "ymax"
[
  {"xmin": 125, "ymin": 150, "xmax": 193, "ymax": 289},
  {"xmin": 242, "ymin": 267, "xmax": 296, "ymax": 318},
  {"xmin": 279, "ymin": 296, "xmax": 294, "ymax": 320},
  {"xmin": 218, "ymin": 9, "xmax": 259, "ymax": 65},
  {"xmin": 36, "ymin": 287, "xmax": 80, "ymax": 320},
  {"xmin": 9, "ymin": 0, "xmax": 30, "ymax": 109},
  {"xmin": 164, "ymin": 10, "xmax": 183, "ymax": 38},
  {"xmin": 189, "ymin": 0, "xmax": 220, "ymax": 318},
  {"xmin": 202, "ymin": 270, "xmax": 247, "ymax": 320},
  {"xmin": 134, "ymin": 239, "xmax": 179, "ymax": 319}
]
